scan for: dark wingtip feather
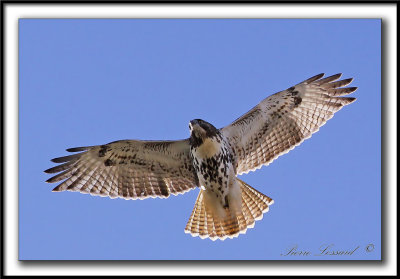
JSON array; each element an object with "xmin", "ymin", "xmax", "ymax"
[
  {"xmin": 44, "ymin": 168, "xmax": 53, "ymax": 174},
  {"xmin": 341, "ymin": 86, "xmax": 358, "ymax": 94},
  {"xmin": 52, "ymin": 185, "xmax": 64, "ymax": 192},
  {"xmin": 46, "ymin": 175, "xmax": 62, "ymax": 183},
  {"xmin": 44, "ymin": 161, "xmax": 74, "ymax": 174},
  {"xmin": 347, "ymin": 97, "xmax": 357, "ymax": 103},
  {"xmin": 321, "ymin": 77, "xmax": 354, "ymax": 89},
  {"xmin": 303, "ymin": 73, "xmax": 325, "ymax": 84},
  {"xmin": 338, "ymin": 78, "xmax": 354, "ymax": 88},
  {"xmin": 348, "ymin": 86, "xmax": 358, "ymax": 93},
  {"xmin": 338, "ymin": 97, "xmax": 357, "ymax": 106},
  {"xmin": 328, "ymin": 73, "xmax": 343, "ymax": 80},
  {"xmin": 51, "ymin": 153, "xmax": 81, "ymax": 163},
  {"xmin": 346, "ymin": 77, "xmax": 354, "ymax": 84},
  {"xmin": 51, "ymin": 157, "xmax": 66, "ymax": 163},
  {"xmin": 327, "ymin": 86, "xmax": 358, "ymax": 97},
  {"xmin": 316, "ymin": 73, "xmax": 343, "ymax": 85},
  {"xmin": 66, "ymin": 146, "xmax": 91, "ymax": 152}
]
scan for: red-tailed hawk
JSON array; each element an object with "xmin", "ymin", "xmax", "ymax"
[{"xmin": 45, "ymin": 73, "xmax": 357, "ymax": 241}]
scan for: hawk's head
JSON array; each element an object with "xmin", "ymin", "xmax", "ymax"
[{"xmin": 189, "ymin": 119, "xmax": 219, "ymax": 148}]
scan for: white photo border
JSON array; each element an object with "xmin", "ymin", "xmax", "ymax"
[{"xmin": 4, "ymin": 2, "xmax": 396, "ymax": 276}]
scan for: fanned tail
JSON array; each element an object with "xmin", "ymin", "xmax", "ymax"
[{"xmin": 184, "ymin": 178, "xmax": 274, "ymax": 241}]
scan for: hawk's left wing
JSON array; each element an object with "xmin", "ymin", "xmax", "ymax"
[
  {"xmin": 45, "ymin": 139, "xmax": 198, "ymax": 200},
  {"xmin": 221, "ymin": 73, "xmax": 357, "ymax": 175}
]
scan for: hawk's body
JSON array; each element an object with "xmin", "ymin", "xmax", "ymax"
[
  {"xmin": 189, "ymin": 122, "xmax": 245, "ymax": 237},
  {"xmin": 190, "ymin": 124, "xmax": 235, "ymax": 209},
  {"xmin": 45, "ymin": 73, "xmax": 357, "ymax": 241}
]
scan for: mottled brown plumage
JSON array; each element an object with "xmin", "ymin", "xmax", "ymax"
[
  {"xmin": 45, "ymin": 140, "xmax": 198, "ymax": 199},
  {"xmin": 221, "ymin": 73, "xmax": 357, "ymax": 175},
  {"xmin": 45, "ymin": 73, "xmax": 357, "ymax": 241}
]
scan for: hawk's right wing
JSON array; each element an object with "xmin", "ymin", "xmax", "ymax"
[
  {"xmin": 221, "ymin": 73, "xmax": 357, "ymax": 175},
  {"xmin": 45, "ymin": 139, "xmax": 199, "ymax": 200}
]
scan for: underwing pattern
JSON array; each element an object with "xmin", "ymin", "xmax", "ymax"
[{"xmin": 45, "ymin": 73, "xmax": 357, "ymax": 241}]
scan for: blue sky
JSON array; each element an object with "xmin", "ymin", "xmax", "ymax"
[{"xmin": 19, "ymin": 19, "xmax": 381, "ymax": 260}]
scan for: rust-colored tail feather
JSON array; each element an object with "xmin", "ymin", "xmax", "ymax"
[{"xmin": 184, "ymin": 179, "xmax": 274, "ymax": 241}]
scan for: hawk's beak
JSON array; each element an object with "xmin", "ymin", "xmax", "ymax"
[
  {"xmin": 190, "ymin": 119, "xmax": 199, "ymax": 126},
  {"xmin": 189, "ymin": 120, "xmax": 204, "ymax": 137},
  {"xmin": 189, "ymin": 120, "xmax": 199, "ymax": 131}
]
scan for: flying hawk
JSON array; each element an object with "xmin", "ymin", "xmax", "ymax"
[{"xmin": 45, "ymin": 73, "xmax": 357, "ymax": 241}]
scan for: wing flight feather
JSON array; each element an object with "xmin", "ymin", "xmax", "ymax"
[
  {"xmin": 221, "ymin": 73, "xmax": 357, "ymax": 175},
  {"xmin": 45, "ymin": 139, "xmax": 199, "ymax": 200}
]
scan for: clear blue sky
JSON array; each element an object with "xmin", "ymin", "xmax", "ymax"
[{"xmin": 19, "ymin": 19, "xmax": 381, "ymax": 260}]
